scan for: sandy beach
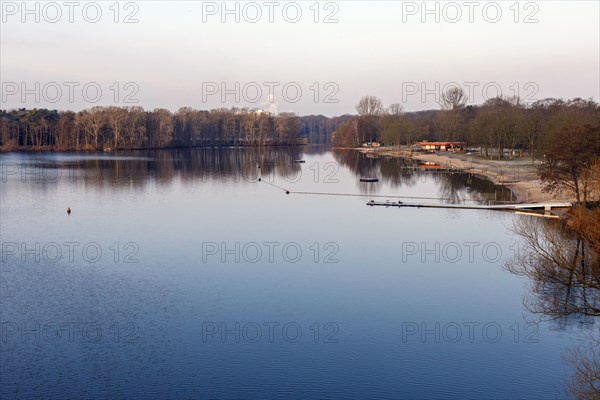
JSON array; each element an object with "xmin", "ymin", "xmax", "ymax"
[{"xmin": 354, "ymin": 147, "xmax": 571, "ymax": 204}]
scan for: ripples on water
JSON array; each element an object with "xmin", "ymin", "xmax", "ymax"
[{"xmin": 0, "ymin": 148, "xmax": 584, "ymax": 399}]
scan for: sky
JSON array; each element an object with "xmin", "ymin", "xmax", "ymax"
[{"xmin": 1, "ymin": 0, "xmax": 599, "ymax": 116}]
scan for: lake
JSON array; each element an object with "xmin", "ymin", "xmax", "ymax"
[{"xmin": 0, "ymin": 147, "xmax": 588, "ymax": 399}]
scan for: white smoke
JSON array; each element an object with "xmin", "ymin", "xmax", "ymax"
[{"xmin": 260, "ymin": 92, "xmax": 278, "ymax": 115}]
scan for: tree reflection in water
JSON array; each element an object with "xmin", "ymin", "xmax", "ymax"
[
  {"xmin": 506, "ymin": 211, "xmax": 600, "ymax": 398},
  {"xmin": 53, "ymin": 147, "xmax": 305, "ymax": 189},
  {"xmin": 55, "ymin": 147, "xmax": 516, "ymax": 204},
  {"xmin": 333, "ymin": 150, "xmax": 515, "ymax": 203}
]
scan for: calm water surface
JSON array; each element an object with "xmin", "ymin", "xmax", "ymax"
[{"xmin": 0, "ymin": 147, "xmax": 585, "ymax": 399}]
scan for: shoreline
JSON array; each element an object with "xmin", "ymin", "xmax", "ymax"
[
  {"xmin": 347, "ymin": 147, "xmax": 571, "ymax": 204},
  {"xmin": 0, "ymin": 143, "xmax": 309, "ymax": 153}
]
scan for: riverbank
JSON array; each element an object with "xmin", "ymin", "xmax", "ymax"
[{"xmin": 353, "ymin": 147, "xmax": 570, "ymax": 204}]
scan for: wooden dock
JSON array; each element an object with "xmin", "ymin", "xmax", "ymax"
[{"xmin": 367, "ymin": 200, "xmax": 573, "ymax": 215}]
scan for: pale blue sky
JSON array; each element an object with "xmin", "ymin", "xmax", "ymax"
[{"xmin": 1, "ymin": 1, "xmax": 599, "ymax": 115}]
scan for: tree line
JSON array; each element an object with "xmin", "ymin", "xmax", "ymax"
[
  {"xmin": 299, "ymin": 114, "xmax": 354, "ymax": 144},
  {"xmin": 0, "ymin": 106, "xmax": 307, "ymax": 151},
  {"xmin": 332, "ymin": 91, "xmax": 599, "ymax": 160},
  {"xmin": 2, "ymin": 92, "xmax": 598, "ymax": 155}
]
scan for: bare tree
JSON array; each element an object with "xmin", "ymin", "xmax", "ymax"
[
  {"xmin": 506, "ymin": 212, "xmax": 600, "ymax": 399},
  {"xmin": 154, "ymin": 108, "xmax": 174, "ymax": 147},
  {"xmin": 78, "ymin": 106, "xmax": 105, "ymax": 149},
  {"xmin": 356, "ymin": 95, "xmax": 384, "ymax": 117},
  {"xmin": 439, "ymin": 86, "xmax": 467, "ymax": 111},
  {"xmin": 439, "ymin": 86, "xmax": 468, "ymax": 141},
  {"xmin": 538, "ymin": 125, "xmax": 600, "ymax": 204},
  {"xmin": 380, "ymin": 104, "xmax": 406, "ymax": 147},
  {"xmin": 355, "ymin": 96, "xmax": 383, "ymax": 143},
  {"xmin": 564, "ymin": 338, "xmax": 600, "ymax": 400},
  {"xmin": 387, "ymin": 103, "xmax": 404, "ymax": 116},
  {"xmin": 105, "ymin": 106, "xmax": 127, "ymax": 149},
  {"xmin": 123, "ymin": 106, "xmax": 146, "ymax": 148}
]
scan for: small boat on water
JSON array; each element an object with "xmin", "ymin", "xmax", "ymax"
[
  {"xmin": 360, "ymin": 178, "xmax": 379, "ymax": 183},
  {"xmin": 294, "ymin": 160, "xmax": 306, "ymax": 164}
]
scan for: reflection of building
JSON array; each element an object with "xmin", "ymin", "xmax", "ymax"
[
  {"xmin": 417, "ymin": 161, "xmax": 443, "ymax": 169},
  {"xmin": 416, "ymin": 141, "xmax": 466, "ymax": 152}
]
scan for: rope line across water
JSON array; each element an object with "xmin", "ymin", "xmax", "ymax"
[{"xmin": 257, "ymin": 177, "xmax": 488, "ymax": 203}]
